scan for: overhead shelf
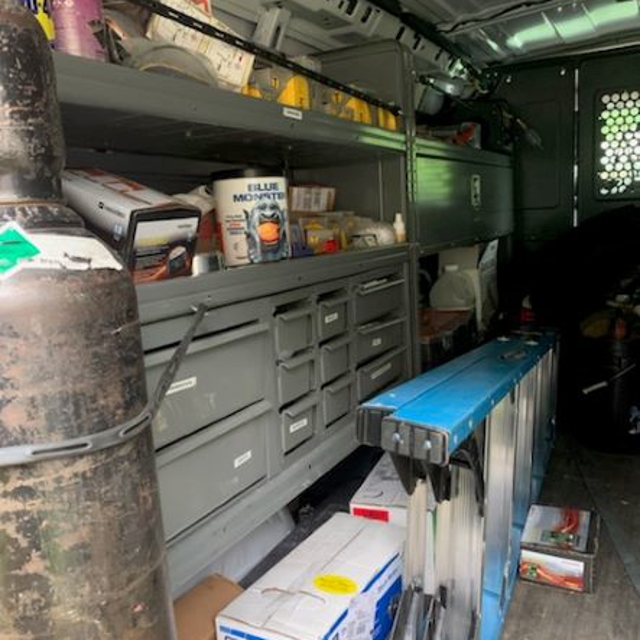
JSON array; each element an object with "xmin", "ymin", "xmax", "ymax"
[{"xmin": 53, "ymin": 53, "xmax": 406, "ymax": 167}]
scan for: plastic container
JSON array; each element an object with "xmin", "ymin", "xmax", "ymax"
[
  {"xmin": 51, "ymin": 0, "xmax": 106, "ymax": 61},
  {"xmin": 212, "ymin": 168, "xmax": 289, "ymax": 267},
  {"xmin": 429, "ymin": 264, "xmax": 476, "ymax": 310},
  {"xmin": 248, "ymin": 68, "xmax": 314, "ymax": 110},
  {"xmin": 393, "ymin": 213, "xmax": 406, "ymax": 243}
]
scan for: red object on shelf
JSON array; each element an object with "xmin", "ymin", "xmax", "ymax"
[{"xmin": 322, "ymin": 238, "xmax": 340, "ymax": 254}]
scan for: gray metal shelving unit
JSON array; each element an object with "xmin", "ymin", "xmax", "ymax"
[
  {"xmin": 52, "ymin": 41, "xmax": 513, "ymax": 594},
  {"xmin": 52, "ymin": 52, "xmax": 417, "ymax": 595}
]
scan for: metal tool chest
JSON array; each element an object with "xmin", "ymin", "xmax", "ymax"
[{"xmin": 139, "ymin": 247, "xmax": 414, "ymax": 592}]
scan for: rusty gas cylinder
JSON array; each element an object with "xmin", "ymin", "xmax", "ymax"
[{"xmin": 0, "ymin": 2, "xmax": 176, "ymax": 638}]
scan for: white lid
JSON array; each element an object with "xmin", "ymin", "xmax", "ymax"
[
  {"xmin": 444, "ymin": 264, "xmax": 459, "ymax": 273},
  {"xmin": 394, "ymin": 212, "xmax": 404, "ymax": 223}
]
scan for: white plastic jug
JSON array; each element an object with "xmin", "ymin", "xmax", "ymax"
[{"xmin": 429, "ymin": 264, "xmax": 476, "ymax": 310}]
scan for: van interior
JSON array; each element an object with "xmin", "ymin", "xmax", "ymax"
[{"xmin": 1, "ymin": 1, "xmax": 640, "ymax": 639}]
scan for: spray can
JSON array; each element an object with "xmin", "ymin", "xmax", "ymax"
[
  {"xmin": 51, "ymin": 0, "xmax": 105, "ymax": 60},
  {"xmin": 213, "ymin": 168, "xmax": 289, "ymax": 267},
  {"xmin": 23, "ymin": 0, "xmax": 56, "ymax": 45}
]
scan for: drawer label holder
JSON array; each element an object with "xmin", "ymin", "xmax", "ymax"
[
  {"xmin": 234, "ymin": 450, "xmax": 253, "ymax": 469},
  {"xmin": 289, "ymin": 417, "xmax": 309, "ymax": 434},
  {"xmin": 166, "ymin": 376, "xmax": 197, "ymax": 396}
]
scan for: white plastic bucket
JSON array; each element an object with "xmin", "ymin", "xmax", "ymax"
[{"xmin": 213, "ymin": 169, "xmax": 288, "ymax": 267}]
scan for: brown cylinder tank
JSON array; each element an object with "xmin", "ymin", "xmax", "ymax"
[{"xmin": 0, "ymin": 2, "xmax": 176, "ymax": 638}]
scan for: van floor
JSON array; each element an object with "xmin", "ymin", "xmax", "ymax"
[
  {"xmin": 503, "ymin": 434, "xmax": 640, "ymax": 640},
  {"xmin": 242, "ymin": 437, "xmax": 640, "ymax": 639}
]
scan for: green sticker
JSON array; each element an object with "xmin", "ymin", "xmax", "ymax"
[{"xmin": 0, "ymin": 224, "xmax": 41, "ymax": 276}]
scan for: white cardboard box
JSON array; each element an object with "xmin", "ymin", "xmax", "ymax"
[
  {"xmin": 349, "ymin": 454, "xmax": 409, "ymax": 527},
  {"xmin": 216, "ymin": 513, "xmax": 404, "ymax": 640},
  {"xmin": 289, "ymin": 185, "xmax": 337, "ymax": 213}
]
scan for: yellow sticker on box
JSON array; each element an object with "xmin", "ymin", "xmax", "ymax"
[{"xmin": 313, "ymin": 574, "xmax": 358, "ymax": 595}]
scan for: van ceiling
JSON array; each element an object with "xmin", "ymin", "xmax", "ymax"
[
  {"xmin": 214, "ymin": 1, "xmax": 640, "ymax": 72},
  {"xmin": 410, "ymin": 0, "xmax": 640, "ymax": 64}
]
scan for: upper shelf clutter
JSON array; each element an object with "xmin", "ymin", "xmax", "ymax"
[{"xmin": 53, "ymin": 53, "xmax": 407, "ymax": 167}]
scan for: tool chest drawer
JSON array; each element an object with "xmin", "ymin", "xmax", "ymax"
[
  {"xmin": 277, "ymin": 350, "xmax": 315, "ymax": 407},
  {"xmin": 317, "ymin": 293, "xmax": 349, "ymax": 342},
  {"xmin": 146, "ymin": 322, "xmax": 269, "ymax": 449},
  {"xmin": 275, "ymin": 304, "xmax": 314, "ymax": 359},
  {"xmin": 323, "ymin": 375, "xmax": 353, "ymax": 427},
  {"xmin": 281, "ymin": 394, "xmax": 318, "ymax": 453},
  {"xmin": 357, "ymin": 347, "xmax": 406, "ymax": 402},
  {"xmin": 354, "ymin": 275, "xmax": 405, "ymax": 325},
  {"xmin": 320, "ymin": 336, "xmax": 351, "ymax": 385},
  {"xmin": 157, "ymin": 402, "xmax": 270, "ymax": 540},
  {"xmin": 355, "ymin": 317, "xmax": 405, "ymax": 365}
]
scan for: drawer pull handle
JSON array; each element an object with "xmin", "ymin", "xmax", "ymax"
[
  {"xmin": 358, "ymin": 317, "xmax": 405, "ymax": 336},
  {"xmin": 277, "ymin": 307, "xmax": 313, "ymax": 323},
  {"xmin": 357, "ymin": 278, "xmax": 405, "ymax": 297},
  {"xmin": 280, "ymin": 351, "xmax": 314, "ymax": 371},
  {"xmin": 282, "ymin": 394, "xmax": 320, "ymax": 417},
  {"xmin": 323, "ymin": 337, "xmax": 350, "ymax": 353},
  {"xmin": 319, "ymin": 295, "xmax": 349, "ymax": 309},
  {"xmin": 326, "ymin": 377, "xmax": 352, "ymax": 394},
  {"xmin": 370, "ymin": 362, "xmax": 393, "ymax": 381}
]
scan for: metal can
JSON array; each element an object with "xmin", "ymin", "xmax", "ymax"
[
  {"xmin": 51, "ymin": 0, "xmax": 105, "ymax": 60},
  {"xmin": 213, "ymin": 168, "xmax": 289, "ymax": 267}
]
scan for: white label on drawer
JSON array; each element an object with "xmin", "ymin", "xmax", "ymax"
[
  {"xmin": 290, "ymin": 417, "xmax": 309, "ymax": 434},
  {"xmin": 234, "ymin": 450, "xmax": 253, "ymax": 469},
  {"xmin": 166, "ymin": 376, "xmax": 197, "ymax": 396},
  {"xmin": 371, "ymin": 362, "xmax": 392, "ymax": 381},
  {"xmin": 371, "ymin": 338, "xmax": 383, "ymax": 348},
  {"xmin": 325, "ymin": 312, "xmax": 340, "ymax": 325},
  {"xmin": 283, "ymin": 107, "xmax": 303, "ymax": 121}
]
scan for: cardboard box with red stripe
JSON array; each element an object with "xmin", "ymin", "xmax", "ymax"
[{"xmin": 349, "ymin": 454, "xmax": 409, "ymax": 527}]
